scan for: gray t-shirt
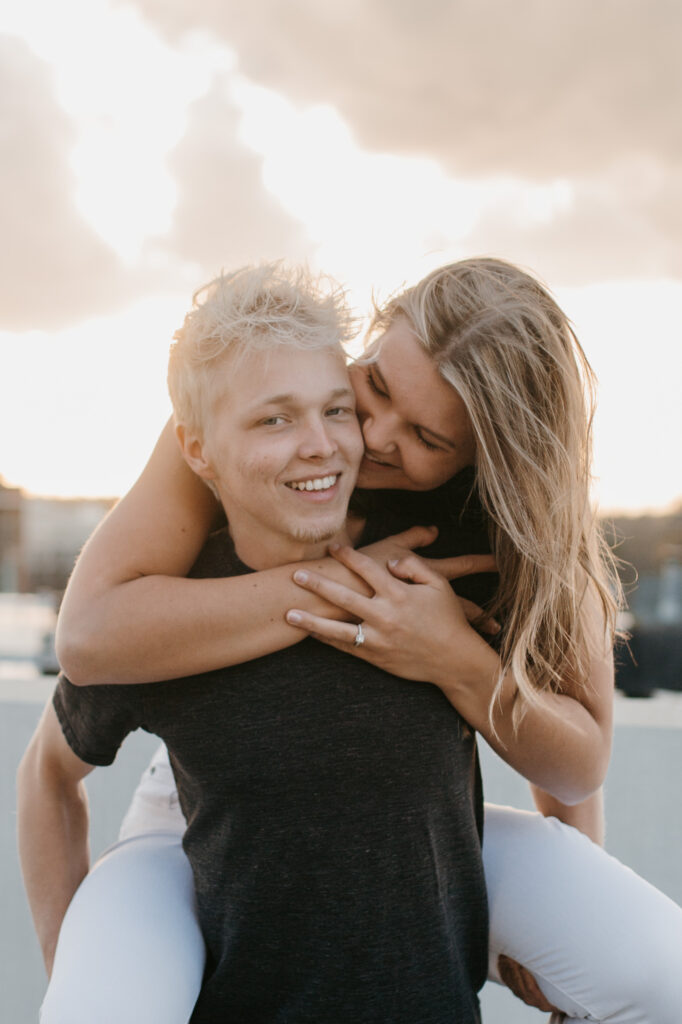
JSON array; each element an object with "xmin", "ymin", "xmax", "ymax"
[{"xmin": 54, "ymin": 526, "xmax": 488, "ymax": 1023}]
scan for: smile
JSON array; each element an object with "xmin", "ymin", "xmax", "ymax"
[
  {"xmin": 286, "ymin": 474, "xmax": 338, "ymax": 492},
  {"xmin": 363, "ymin": 453, "xmax": 396, "ymax": 468}
]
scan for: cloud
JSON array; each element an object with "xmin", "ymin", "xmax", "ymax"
[
  {"xmin": 156, "ymin": 77, "xmax": 309, "ymax": 277},
  {"xmin": 0, "ymin": 35, "xmax": 140, "ymax": 331},
  {"xmin": 463, "ymin": 163, "xmax": 682, "ymax": 285},
  {"xmin": 127, "ymin": 0, "xmax": 682, "ymax": 177},
  {"xmin": 127, "ymin": 0, "xmax": 682, "ymax": 282}
]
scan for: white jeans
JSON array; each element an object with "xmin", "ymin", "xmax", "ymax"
[{"xmin": 42, "ymin": 744, "xmax": 682, "ymax": 1023}]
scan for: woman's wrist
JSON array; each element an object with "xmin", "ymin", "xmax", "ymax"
[{"xmin": 433, "ymin": 629, "xmax": 501, "ymax": 704}]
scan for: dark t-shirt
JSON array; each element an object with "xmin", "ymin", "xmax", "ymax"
[
  {"xmin": 352, "ymin": 467, "xmax": 495, "ymax": 613},
  {"xmin": 54, "ymin": 493, "xmax": 492, "ymax": 1024}
]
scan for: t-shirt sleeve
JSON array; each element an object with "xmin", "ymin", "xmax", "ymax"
[{"xmin": 53, "ymin": 674, "xmax": 142, "ymax": 766}]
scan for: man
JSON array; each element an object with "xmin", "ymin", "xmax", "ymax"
[{"xmin": 18, "ymin": 264, "xmax": 488, "ymax": 1023}]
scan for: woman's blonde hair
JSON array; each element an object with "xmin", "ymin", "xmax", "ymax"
[{"xmin": 373, "ymin": 257, "xmax": 620, "ymax": 727}]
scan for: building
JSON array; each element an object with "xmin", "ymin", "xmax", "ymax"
[{"xmin": 0, "ymin": 478, "xmax": 114, "ymax": 595}]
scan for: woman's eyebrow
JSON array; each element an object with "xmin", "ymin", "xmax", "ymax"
[{"xmin": 374, "ymin": 360, "xmax": 457, "ymax": 450}]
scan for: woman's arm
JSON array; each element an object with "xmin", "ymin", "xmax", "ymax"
[
  {"xmin": 56, "ymin": 421, "xmax": 365, "ymax": 684},
  {"xmin": 285, "ymin": 547, "xmax": 614, "ymax": 806},
  {"xmin": 530, "ymin": 786, "xmax": 605, "ymax": 845},
  {"xmin": 58, "ymin": 423, "xmax": 474, "ymax": 685}
]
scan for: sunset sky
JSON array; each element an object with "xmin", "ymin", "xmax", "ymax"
[{"xmin": 1, "ymin": 0, "xmax": 680, "ymax": 513}]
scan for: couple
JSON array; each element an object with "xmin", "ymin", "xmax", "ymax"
[{"xmin": 19, "ymin": 259, "xmax": 682, "ymax": 1022}]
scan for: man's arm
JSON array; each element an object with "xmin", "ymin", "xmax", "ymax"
[{"xmin": 17, "ymin": 701, "xmax": 95, "ymax": 976}]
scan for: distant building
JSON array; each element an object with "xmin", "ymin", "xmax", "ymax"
[
  {"xmin": 0, "ymin": 480, "xmax": 23, "ymax": 591},
  {"xmin": 0, "ymin": 479, "xmax": 115, "ymax": 595},
  {"xmin": 608, "ymin": 512, "xmax": 682, "ymax": 696}
]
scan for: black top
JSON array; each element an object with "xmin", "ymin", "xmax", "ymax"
[
  {"xmin": 54, "ymin": 491, "xmax": 493, "ymax": 1023},
  {"xmin": 355, "ymin": 467, "xmax": 496, "ymax": 613}
]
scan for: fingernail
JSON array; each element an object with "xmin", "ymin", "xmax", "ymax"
[
  {"xmin": 388, "ymin": 559, "xmax": 399, "ymax": 568},
  {"xmin": 293, "ymin": 570, "xmax": 309, "ymax": 584},
  {"xmin": 328, "ymin": 543, "xmax": 341, "ymax": 552},
  {"xmin": 287, "ymin": 611, "xmax": 303, "ymax": 624}
]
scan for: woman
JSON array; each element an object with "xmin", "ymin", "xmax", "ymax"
[{"xmin": 47, "ymin": 258, "xmax": 682, "ymax": 1023}]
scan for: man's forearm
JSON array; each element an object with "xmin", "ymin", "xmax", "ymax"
[{"xmin": 17, "ymin": 755, "xmax": 90, "ymax": 975}]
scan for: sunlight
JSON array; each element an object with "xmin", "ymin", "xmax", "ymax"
[
  {"xmin": 228, "ymin": 76, "xmax": 579, "ymax": 314},
  {"xmin": 1, "ymin": 0, "xmax": 236, "ymax": 263},
  {"xmin": 0, "ymin": 296, "xmax": 183, "ymax": 496},
  {"xmin": 558, "ymin": 278, "xmax": 682, "ymax": 513},
  {"xmin": 1, "ymin": 2, "xmax": 679, "ymax": 512}
]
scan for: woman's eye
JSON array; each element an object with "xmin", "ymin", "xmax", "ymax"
[
  {"xmin": 415, "ymin": 430, "xmax": 440, "ymax": 452},
  {"xmin": 261, "ymin": 415, "xmax": 286, "ymax": 426},
  {"xmin": 366, "ymin": 368, "xmax": 387, "ymax": 398}
]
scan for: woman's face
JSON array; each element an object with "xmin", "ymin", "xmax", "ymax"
[{"xmin": 350, "ymin": 317, "xmax": 476, "ymax": 491}]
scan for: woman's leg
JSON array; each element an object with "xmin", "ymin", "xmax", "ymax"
[
  {"xmin": 41, "ymin": 746, "xmax": 205, "ymax": 1024},
  {"xmin": 483, "ymin": 803, "xmax": 682, "ymax": 1023},
  {"xmin": 118, "ymin": 742, "xmax": 187, "ymax": 840}
]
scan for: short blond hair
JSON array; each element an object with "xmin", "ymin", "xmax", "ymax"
[{"xmin": 168, "ymin": 263, "xmax": 355, "ymax": 436}]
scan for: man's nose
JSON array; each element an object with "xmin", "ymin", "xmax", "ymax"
[{"xmin": 298, "ymin": 417, "xmax": 338, "ymax": 459}]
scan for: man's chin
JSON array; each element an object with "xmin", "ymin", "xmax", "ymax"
[{"xmin": 289, "ymin": 517, "xmax": 347, "ymax": 546}]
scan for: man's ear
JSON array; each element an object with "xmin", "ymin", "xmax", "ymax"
[{"xmin": 175, "ymin": 423, "xmax": 217, "ymax": 482}]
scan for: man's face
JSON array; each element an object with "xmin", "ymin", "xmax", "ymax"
[{"xmin": 190, "ymin": 345, "xmax": 363, "ymax": 569}]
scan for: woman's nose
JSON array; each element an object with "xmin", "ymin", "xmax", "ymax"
[{"xmin": 361, "ymin": 410, "xmax": 398, "ymax": 455}]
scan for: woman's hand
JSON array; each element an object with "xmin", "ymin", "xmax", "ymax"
[
  {"xmin": 289, "ymin": 541, "xmax": 612, "ymax": 805},
  {"xmin": 286, "ymin": 544, "xmax": 498, "ymax": 685},
  {"xmin": 356, "ymin": 524, "xmax": 497, "ymax": 583}
]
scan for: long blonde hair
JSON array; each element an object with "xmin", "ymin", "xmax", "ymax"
[{"xmin": 375, "ymin": 257, "xmax": 620, "ymax": 726}]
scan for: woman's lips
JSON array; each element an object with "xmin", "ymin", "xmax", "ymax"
[{"xmin": 361, "ymin": 452, "xmax": 397, "ymax": 471}]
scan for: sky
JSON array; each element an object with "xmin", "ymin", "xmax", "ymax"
[{"xmin": 0, "ymin": 0, "xmax": 680, "ymax": 513}]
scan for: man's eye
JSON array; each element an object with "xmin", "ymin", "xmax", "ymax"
[
  {"xmin": 326, "ymin": 406, "xmax": 353, "ymax": 417},
  {"xmin": 261, "ymin": 415, "xmax": 286, "ymax": 426}
]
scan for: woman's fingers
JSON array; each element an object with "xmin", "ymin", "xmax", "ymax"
[
  {"xmin": 291, "ymin": 566, "xmax": 370, "ymax": 618},
  {"xmin": 286, "ymin": 608, "xmax": 365, "ymax": 648},
  {"xmin": 459, "ymin": 598, "xmax": 501, "ymax": 635},
  {"xmin": 386, "ymin": 553, "xmax": 441, "ymax": 586},
  {"xmin": 423, "ymin": 553, "xmax": 498, "ymax": 580},
  {"xmin": 383, "ymin": 524, "xmax": 439, "ymax": 550},
  {"xmin": 327, "ymin": 543, "xmax": 403, "ymax": 593}
]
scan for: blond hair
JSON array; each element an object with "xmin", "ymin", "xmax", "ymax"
[
  {"xmin": 373, "ymin": 257, "xmax": 620, "ymax": 727},
  {"xmin": 168, "ymin": 263, "xmax": 355, "ymax": 436}
]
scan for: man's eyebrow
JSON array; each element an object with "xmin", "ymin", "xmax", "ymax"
[
  {"xmin": 373, "ymin": 360, "xmax": 457, "ymax": 450},
  {"xmin": 249, "ymin": 386, "xmax": 355, "ymax": 410}
]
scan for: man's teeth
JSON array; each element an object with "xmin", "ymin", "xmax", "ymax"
[{"xmin": 287, "ymin": 474, "xmax": 337, "ymax": 492}]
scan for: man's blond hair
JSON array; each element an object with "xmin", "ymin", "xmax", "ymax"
[{"xmin": 168, "ymin": 263, "xmax": 355, "ymax": 436}]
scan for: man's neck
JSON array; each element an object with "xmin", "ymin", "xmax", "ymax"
[{"xmin": 230, "ymin": 514, "xmax": 366, "ymax": 571}]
